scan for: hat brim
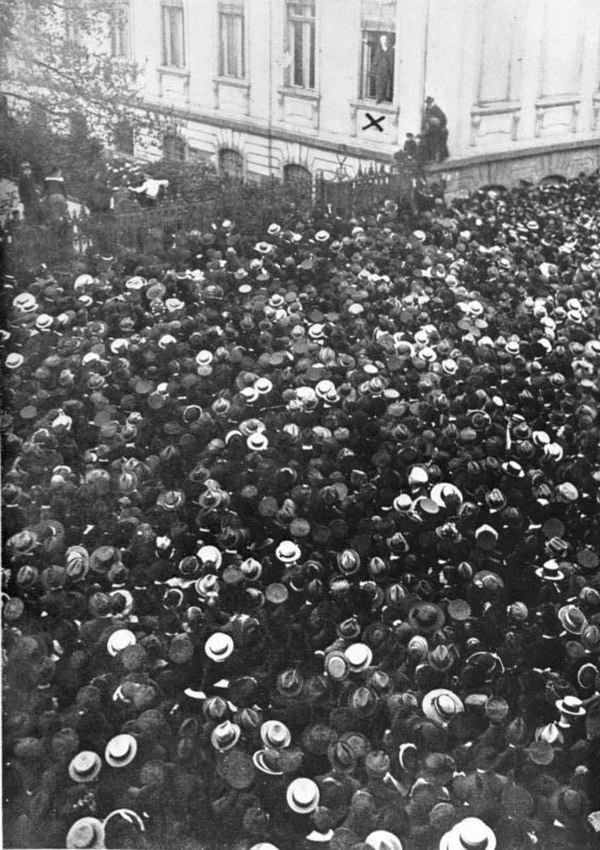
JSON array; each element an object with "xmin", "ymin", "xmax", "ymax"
[
  {"xmin": 252, "ymin": 748, "xmax": 283, "ymax": 775},
  {"xmin": 439, "ymin": 824, "xmax": 496, "ymax": 850},
  {"xmin": 66, "ymin": 818, "xmax": 106, "ymax": 849},
  {"xmin": 69, "ymin": 756, "xmax": 102, "ymax": 783}
]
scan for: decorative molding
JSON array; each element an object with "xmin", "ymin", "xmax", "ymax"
[
  {"xmin": 534, "ymin": 96, "xmax": 581, "ymax": 137},
  {"xmin": 212, "ymin": 76, "xmax": 251, "ymax": 115},
  {"xmin": 470, "ymin": 102, "xmax": 522, "ymax": 146},
  {"xmin": 157, "ymin": 66, "xmax": 190, "ymax": 99},
  {"xmin": 471, "ymin": 101, "xmax": 521, "ymax": 116},
  {"xmin": 277, "ymin": 87, "xmax": 321, "ymax": 130}
]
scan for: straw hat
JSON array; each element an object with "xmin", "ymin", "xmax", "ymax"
[
  {"xmin": 286, "ymin": 777, "xmax": 320, "ymax": 813},
  {"xmin": 555, "ymin": 695, "xmax": 585, "ymax": 719},
  {"xmin": 66, "ymin": 817, "xmax": 106, "ymax": 849},
  {"xmin": 275, "ymin": 540, "xmax": 301, "ymax": 563},
  {"xmin": 69, "ymin": 751, "xmax": 102, "ymax": 783},
  {"xmin": 107, "ymin": 629, "xmax": 136, "ymax": 657},
  {"xmin": 211, "ymin": 720, "xmax": 242, "ymax": 752},
  {"xmin": 365, "ymin": 830, "xmax": 403, "ymax": 850},
  {"xmin": 324, "ymin": 650, "xmax": 350, "ymax": 682},
  {"xmin": 345, "ymin": 642, "xmax": 373, "ymax": 672},
  {"xmin": 558, "ymin": 604, "xmax": 587, "ymax": 635},
  {"xmin": 422, "ymin": 689, "xmax": 464, "ymax": 728},
  {"xmin": 439, "ymin": 817, "xmax": 496, "ymax": 850},
  {"xmin": 104, "ymin": 734, "xmax": 138, "ymax": 768},
  {"xmin": 205, "ymin": 632, "xmax": 234, "ymax": 662},
  {"xmin": 535, "ymin": 559, "xmax": 565, "ymax": 581},
  {"xmin": 260, "ymin": 720, "xmax": 292, "ymax": 750},
  {"xmin": 253, "ymin": 746, "xmax": 284, "ymax": 776}
]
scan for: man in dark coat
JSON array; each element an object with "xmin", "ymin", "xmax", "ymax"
[
  {"xmin": 422, "ymin": 96, "xmax": 449, "ymax": 163},
  {"xmin": 373, "ymin": 34, "xmax": 394, "ymax": 103},
  {"xmin": 18, "ymin": 162, "xmax": 41, "ymax": 222}
]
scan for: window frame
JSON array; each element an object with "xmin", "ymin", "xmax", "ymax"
[
  {"xmin": 218, "ymin": 148, "xmax": 245, "ymax": 180},
  {"xmin": 285, "ymin": 1, "xmax": 316, "ymax": 91},
  {"xmin": 359, "ymin": 28, "xmax": 396, "ymax": 102},
  {"xmin": 283, "ymin": 162, "xmax": 313, "ymax": 199},
  {"xmin": 218, "ymin": 1, "xmax": 246, "ymax": 79},
  {"xmin": 110, "ymin": 1, "xmax": 132, "ymax": 59},
  {"xmin": 161, "ymin": 0, "xmax": 186, "ymax": 69}
]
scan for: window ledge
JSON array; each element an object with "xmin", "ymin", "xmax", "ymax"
[
  {"xmin": 535, "ymin": 95, "xmax": 581, "ymax": 108},
  {"xmin": 158, "ymin": 66, "xmax": 190, "ymax": 77},
  {"xmin": 471, "ymin": 101, "xmax": 521, "ymax": 116},
  {"xmin": 278, "ymin": 86, "xmax": 320, "ymax": 102},
  {"xmin": 214, "ymin": 75, "xmax": 250, "ymax": 90},
  {"xmin": 351, "ymin": 99, "xmax": 398, "ymax": 116}
]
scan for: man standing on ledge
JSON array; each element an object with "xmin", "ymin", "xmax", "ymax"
[
  {"xmin": 422, "ymin": 95, "xmax": 449, "ymax": 163},
  {"xmin": 373, "ymin": 34, "xmax": 394, "ymax": 104}
]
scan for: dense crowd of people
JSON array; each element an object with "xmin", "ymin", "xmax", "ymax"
[{"xmin": 2, "ymin": 169, "xmax": 600, "ymax": 850}]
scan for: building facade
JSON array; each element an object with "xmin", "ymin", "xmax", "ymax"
[{"xmin": 17, "ymin": 0, "xmax": 600, "ymax": 194}]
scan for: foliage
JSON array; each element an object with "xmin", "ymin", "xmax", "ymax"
[
  {"xmin": 0, "ymin": 0, "xmax": 143, "ymax": 138},
  {"xmin": 0, "ymin": 111, "xmax": 105, "ymax": 201}
]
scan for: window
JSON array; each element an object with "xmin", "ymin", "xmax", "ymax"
[
  {"xmin": 283, "ymin": 163, "xmax": 312, "ymax": 199},
  {"xmin": 110, "ymin": 2, "xmax": 131, "ymax": 58},
  {"xmin": 114, "ymin": 120, "xmax": 135, "ymax": 155},
  {"xmin": 163, "ymin": 129, "xmax": 186, "ymax": 161},
  {"xmin": 161, "ymin": 1, "xmax": 185, "ymax": 68},
  {"xmin": 477, "ymin": 0, "xmax": 519, "ymax": 104},
  {"xmin": 219, "ymin": 1, "xmax": 245, "ymax": 78},
  {"xmin": 285, "ymin": 1, "xmax": 315, "ymax": 89},
  {"xmin": 360, "ymin": 0, "xmax": 396, "ymax": 102},
  {"xmin": 219, "ymin": 149, "xmax": 244, "ymax": 180},
  {"xmin": 360, "ymin": 31, "xmax": 395, "ymax": 101}
]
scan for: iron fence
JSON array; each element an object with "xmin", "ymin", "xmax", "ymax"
[{"xmin": 4, "ymin": 164, "xmax": 417, "ymax": 274}]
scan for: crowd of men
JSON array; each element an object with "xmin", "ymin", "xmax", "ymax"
[{"xmin": 2, "ymin": 168, "xmax": 600, "ymax": 850}]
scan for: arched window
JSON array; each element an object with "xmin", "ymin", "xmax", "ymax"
[
  {"xmin": 283, "ymin": 163, "xmax": 312, "ymax": 199},
  {"xmin": 163, "ymin": 129, "xmax": 186, "ymax": 162},
  {"xmin": 219, "ymin": 148, "xmax": 244, "ymax": 180}
]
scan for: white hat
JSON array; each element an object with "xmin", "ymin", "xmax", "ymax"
[
  {"xmin": 197, "ymin": 545, "xmax": 222, "ymax": 569},
  {"xmin": 5, "ymin": 353, "xmax": 24, "ymax": 369},
  {"xmin": 276, "ymin": 540, "xmax": 301, "ymax": 563},
  {"xmin": 247, "ymin": 432, "xmax": 269, "ymax": 451},
  {"xmin": 422, "ymin": 689, "xmax": 464, "ymax": 728},
  {"xmin": 104, "ymin": 734, "xmax": 138, "ymax": 768},
  {"xmin": 365, "ymin": 830, "xmax": 403, "ymax": 850},
  {"xmin": 211, "ymin": 720, "xmax": 241, "ymax": 752},
  {"xmin": 260, "ymin": 719, "xmax": 292, "ymax": 749},
  {"xmin": 286, "ymin": 777, "xmax": 320, "ymax": 813},
  {"xmin": 196, "ymin": 350, "xmax": 213, "ymax": 367},
  {"xmin": 255, "ymin": 377, "xmax": 273, "ymax": 395},
  {"xmin": 430, "ymin": 482, "xmax": 463, "ymax": 508},
  {"xmin": 345, "ymin": 642, "xmax": 373, "ymax": 672},
  {"xmin": 13, "ymin": 292, "xmax": 37, "ymax": 312},
  {"xmin": 66, "ymin": 817, "xmax": 106, "ymax": 849},
  {"xmin": 249, "ymin": 844, "xmax": 280, "ymax": 850},
  {"xmin": 74, "ymin": 274, "xmax": 95, "ymax": 291},
  {"xmin": 106, "ymin": 629, "xmax": 136, "ymax": 657},
  {"xmin": 205, "ymin": 632, "xmax": 234, "ymax": 662},
  {"xmin": 69, "ymin": 751, "xmax": 102, "ymax": 783},
  {"xmin": 439, "ymin": 817, "xmax": 496, "ymax": 850}
]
